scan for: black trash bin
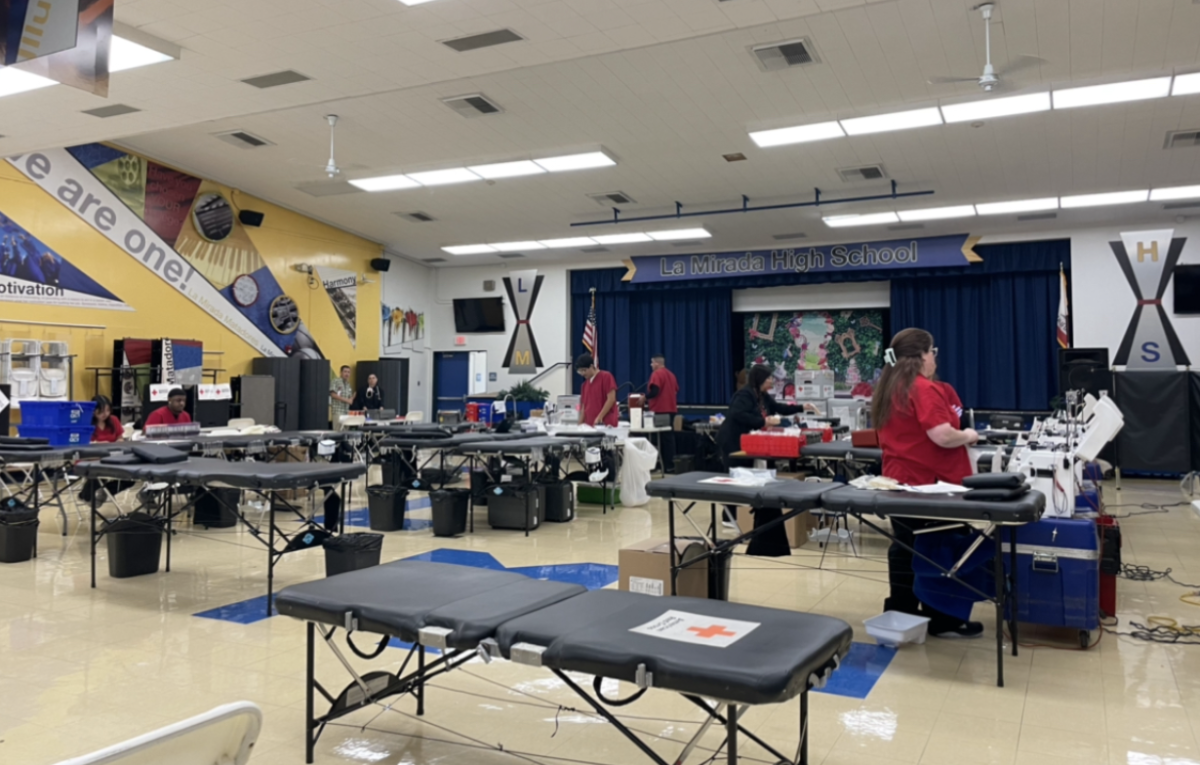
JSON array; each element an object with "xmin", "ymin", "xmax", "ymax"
[
  {"xmin": 323, "ymin": 532, "xmax": 383, "ymax": 577},
  {"xmin": 431, "ymin": 488, "xmax": 470, "ymax": 537},
  {"xmin": 672, "ymin": 455, "xmax": 695, "ymax": 476},
  {"xmin": 194, "ymin": 488, "xmax": 239, "ymax": 528},
  {"xmin": 470, "ymin": 470, "xmax": 491, "ymax": 507},
  {"xmin": 0, "ymin": 497, "xmax": 39, "ymax": 564},
  {"xmin": 367, "ymin": 485, "xmax": 407, "ymax": 531},
  {"xmin": 106, "ymin": 512, "xmax": 165, "ymax": 578}
]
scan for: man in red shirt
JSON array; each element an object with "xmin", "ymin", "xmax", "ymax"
[
  {"xmin": 576, "ymin": 353, "xmax": 618, "ymax": 427},
  {"xmin": 646, "ymin": 354, "xmax": 679, "ymax": 471},
  {"xmin": 144, "ymin": 388, "xmax": 193, "ymax": 428}
]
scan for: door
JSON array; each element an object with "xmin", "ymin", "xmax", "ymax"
[
  {"xmin": 434, "ymin": 352, "xmax": 471, "ymax": 414},
  {"xmin": 468, "ymin": 351, "xmax": 488, "ymax": 395}
]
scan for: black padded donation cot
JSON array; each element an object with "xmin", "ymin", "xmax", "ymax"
[
  {"xmin": 275, "ymin": 560, "xmax": 852, "ymax": 765},
  {"xmin": 76, "ymin": 455, "xmax": 365, "ymax": 615}
]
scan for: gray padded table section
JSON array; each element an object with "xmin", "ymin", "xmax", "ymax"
[
  {"xmin": 456, "ymin": 436, "xmax": 589, "ymax": 454},
  {"xmin": 801, "ymin": 442, "xmax": 882, "ymax": 462},
  {"xmin": 275, "ymin": 560, "xmax": 587, "ymax": 648},
  {"xmin": 821, "ymin": 485, "xmax": 1043, "ymax": 524},
  {"xmin": 494, "ymin": 589, "xmax": 852, "ymax": 705},
  {"xmin": 74, "ymin": 456, "xmax": 365, "ymax": 490},
  {"xmin": 380, "ymin": 432, "xmax": 533, "ymax": 449},
  {"xmin": 646, "ymin": 472, "xmax": 838, "ymax": 509},
  {"xmin": 0, "ymin": 443, "xmax": 136, "ymax": 463}
]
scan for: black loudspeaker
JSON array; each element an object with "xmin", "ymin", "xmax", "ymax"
[
  {"xmin": 1059, "ymin": 347, "xmax": 1112, "ymax": 398},
  {"xmin": 370, "ymin": 258, "xmax": 390, "ymax": 272},
  {"xmin": 238, "ymin": 210, "xmax": 265, "ymax": 227},
  {"xmin": 356, "ymin": 358, "xmax": 409, "ymax": 415},
  {"xmin": 252, "ymin": 357, "xmax": 302, "ymax": 430},
  {"xmin": 298, "ymin": 358, "xmax": 331, "ymax": 429}
]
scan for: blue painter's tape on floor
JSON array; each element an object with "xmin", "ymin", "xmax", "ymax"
[
  {"xmin": 508, "ymin": 563, "xmax": 618, "ymax": 590},
  {"xmin": 388, "ymin": 637, "xmax": 441, "ymax": 655},
  {"xmin": 194, "ymin": 595, "xmax": 277, "ymax": 624},
  {"xmin": 401, "ymin": 548, "xmax": 506, "ymax": 570},
  {"xmin": 814, "ymin": 642, "xmax": 896, "ymax": 699}
]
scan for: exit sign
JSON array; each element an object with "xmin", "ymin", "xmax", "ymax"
[{"xmin": 454, "ymin": 336, "xmax": 468, "ymax": 346}]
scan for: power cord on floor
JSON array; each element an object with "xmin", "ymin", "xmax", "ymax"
[
  {"xmin": 1118, "ymin": 563, "xmax": 1200, "ymax": 589},
  {"xmin": 1102, "ymin": 617, "xmax": 1200, "ymax": 645},
  {"xmin": 1103, "ymin": 501, "xmax": 1188, "ymax": 518}
]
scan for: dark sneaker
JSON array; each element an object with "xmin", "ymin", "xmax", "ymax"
[{"xmin": 930, "ymin": 621, "xmax": 985, "ymax": 639}]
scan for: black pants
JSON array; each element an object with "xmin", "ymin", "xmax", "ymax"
[
  {"xmin": 722, "ymin": 451, "xmax": 790, "ymax": 558},
  {"xmin": 79, "ymin": 479, "xmax": 134, "ymax": 503},
  {"xmin": 885, "ymin": 517, "xmax": 967, "ymax": 633},
  {"xmin": 658, "ymin": 428, "xmax": 676, "ymax": 473}
]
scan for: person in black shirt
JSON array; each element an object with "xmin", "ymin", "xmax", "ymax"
[{"xmin": 352, "ymin": 373, "xmax": 384, "ymax": 411}]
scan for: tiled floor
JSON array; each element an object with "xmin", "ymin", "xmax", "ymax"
[{"xmin": 2, "ymin": 477, "xmax": 1199, "ymax": 764}]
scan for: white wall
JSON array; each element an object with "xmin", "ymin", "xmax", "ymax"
[
  {"xmin": 379, "ymin": 254, "xmax": 434, "ymax": 413},
  {"xmin": 732, "ymin": 281, "xmax": 891, "ymax": 312},
  {"xmin": 1072, "ymin": 222, "xmax": 1200, "ymax": 369},
  {"xmin": 429, "ymin": 264, "xmax": 572, "ymax": 401}
]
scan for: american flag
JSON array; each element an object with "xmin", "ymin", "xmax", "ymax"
[
  {"xmin": 1057, "ymin": 266, "xmax": 1070, "ymax": 349},
  {"xmin": 583, "ymin": 290, "xmax": 597, "ymax": 361}
]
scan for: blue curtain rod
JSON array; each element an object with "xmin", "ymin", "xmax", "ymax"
[{"xmin": 570, "ymin": 181, "xmax": 934, "ymax": 227}]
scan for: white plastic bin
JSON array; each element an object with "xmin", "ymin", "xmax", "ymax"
[{"xmin": 864, "ymin": 611, "xmax": 930, "ymax": 647}]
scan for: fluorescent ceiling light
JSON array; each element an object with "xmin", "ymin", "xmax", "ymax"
[
  {"xmin": 490, "ymin": 241, "xmax": 546, "ymax": 252},
  {"xmin": 397, "ymin": 0, "xmax": 439, "ymax": 5},
  {"xmin": 1150, "ymin": 185, "xmax": 1200, "ymax": 201},
  {"xmin": 407, "ymin": 168, "xmax": 481, "ymax": 186},
  {"xmin": 592, "ymin": 233, "xmax": 653, "ymax": 245},
  {"xmin": 349, "ymin": 174, "xmax": 420, "ymax": 192},
  {"xmin": 975, "ymin": 198, "xmax": 1059, "ymax": 215},
  {"xmin": 468, "ymin": 160, "xmax": 546, "ymax": 179},
  {"xmin": 822, "ymin": 212, "xmax": 899, "ymax": 227},
  {"xmin": 1052, "ymin": 77, "xmax": 1172, "ymax": 109},
  {"xmin": 940, "ymin": 92, "xmax": 1051, "ymax": 123},
  {"xmin": 534, "ymin": 152, "xmax": 615, "ymax": 172},
  {"xmin": 1172, "ymin": 72, "xmax": 1200, "ymax": 97},
  {"xmin": 538, "ymin": 237, "xmax": 597, "ymax": 248},
  {"xmin": 109, "ymin": 36, "xmax": 174, "ymax": 72},
  {"xmin": 0, "ymin": 67, "xmax": 56, "ymax": 98},
  {"xmin": 749, "ymin": 121, "xmax": 844, "ymax": 148},
  {"xmin": 897, "ymin": 205, "xmax": 976, "ymax": 222},
  {"xmin": 648, "ymin": 228, "xmax": 712, "ymax": 241},
  {"xmin": 840, "ymin": 108, "xmax": 942, "ymax": 136},
  {"xmin": 1060, "ymin": 190, "xmax": 1149, "ymax": 208},
  {"xmin": 442, "ymin": 244, "xmax": 496, "ymax": 255}
]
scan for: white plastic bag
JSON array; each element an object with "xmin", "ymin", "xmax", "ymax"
[
  {"xmin": 619, "ymin": 437, "xmax": 659, "ymax": 507},
  {"xmin": 729, "ymin": 467, "xmax": 778, "ymax": 486}
]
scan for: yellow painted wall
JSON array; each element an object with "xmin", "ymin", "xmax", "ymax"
[{"xmin": 0, "ymin": 155, "xmax": 382, "ymax": 404}]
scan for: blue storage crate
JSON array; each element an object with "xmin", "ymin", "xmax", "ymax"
[
  {"xmin": 19, "ymin": 401, "xmax": 96, "ymax": 428},
  {"xmin": 17, "ymin": 425, "xmax": 95, "ymax": 447},
  {"xmin": 1005, "ymin": 517, "xmax": 1100, "ymax": 639}
]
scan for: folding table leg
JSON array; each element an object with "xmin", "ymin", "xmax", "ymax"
[
  {"xmin": 992, "ymin": 536, "xmax": 1005, "ymax": 688},
  {"xmin": 1008, "ymin": 526, "xmax": 1019, "ymax": 656},
  {"xmin": 726, "ymin": 704, "xmax": 738, "ymax": 765},
  {"xmin": 306, "ymin": 622, "xmax": 316, "ymax": 765}
]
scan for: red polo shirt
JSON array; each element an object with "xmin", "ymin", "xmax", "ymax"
[
  {"xmin": 648, "ymin": 368, "xmax": 679, "ymax": 414},
  {"xmin": 145, "ymin": 406, "xmax": 192, "ymax": 428},
  {"xmin": 581, "ymin": 370, "xmax": 619, "ymax": 427},
  {"xmin": 879, "ymin": 376, "xmax": 972, "ymax": 486}
]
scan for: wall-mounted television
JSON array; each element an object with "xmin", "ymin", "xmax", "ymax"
[
  {"xmin": 1173, "ymin": 265, "xmax": 1200, "ymax": 315},
  {"xmin": 453, "ymin": 297, "xmax": 506, "ymax": 333}
]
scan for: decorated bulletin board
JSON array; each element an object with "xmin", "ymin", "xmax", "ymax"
[{"xmin": 744, "ymin": 310, "xmax": 886, "ymax": 399}]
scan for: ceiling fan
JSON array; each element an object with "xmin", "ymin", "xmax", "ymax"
[{"xmin": 928, "ymin": 2, "xmax": 1046, "ymax": 92}]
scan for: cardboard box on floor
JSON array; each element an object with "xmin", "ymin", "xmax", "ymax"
[{"xmin": 619, "ymin": 538, "xmax": 709, "ymax": 599}]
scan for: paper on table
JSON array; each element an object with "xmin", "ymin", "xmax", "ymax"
[{"xmin": 906, "ymin": 481, "xmax": 970, "ymax": 494}]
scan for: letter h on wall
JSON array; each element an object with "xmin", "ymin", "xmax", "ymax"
[{"xmin": 1110, "ymin": 230, "xmax": 1190, "ymax": 368}]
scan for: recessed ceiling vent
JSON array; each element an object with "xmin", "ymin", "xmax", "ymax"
[
  {"xmin": 837, "ymin": 164, "xmax": 887, "ymax": 182},
  {"xmin": 241, "ymin": 70, "xmax": 310, "ymax": 89},
  {"xmin": 888, "ymin": 223, "xmax": 925, "ymax": 231},
  {"xmin": 750, "ymin": 38, "xmax": 818, "ymax": 72},
  {"xmin": 671, "ymin": 241, "xmax": 704, "ymax": 247},
  {"xmin": 83, "ymin": 104, "xmax": 140, "ymax": 118},
  {"xmin": 442, "ymin": 94, "xmax": 503, "ymax": 117},
  {"xmin": 580, "ymin": 247, "xmax": 610, "ymax": 253},
  {"xmin": 1165, "ymin": 129, "xmax": 1200, "ymax": 149},
  {"xmin": 422, "ymin": 258, "xmax": 447, "ymax": 264},
  {"xmin": 587, "ymin": 191, "xmax": 636, "ymax": 207},
  {"xmin": 1017, "ymin": 211, "xmax": 1058, "ymax": 221},
  {"xmin": 1164, "ymin": 201, "xmax": 1200, "ymax": 210},
  {"xmin": 395, "ymin": 211, "xmax": 436, "ymax": 222},
  {"xmin": 442, "ymin": 29, "xmax": 523, "ymax": 53},
  {"xmin": 496, "ymin": 252, "xmax": 525, "ymax": 259},
  {"xmin": 772, "ymin": 232, "xmax": 808, "ymax": 241},
  {"xmin": 215, "ymin": 130, "xmax": 273, "ymax": 149}
]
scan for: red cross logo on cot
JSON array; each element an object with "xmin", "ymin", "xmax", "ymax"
[{"xmin": 629, "ymin": 610, "xmax": 760, "ymax": 648}]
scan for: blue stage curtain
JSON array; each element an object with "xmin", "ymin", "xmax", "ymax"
[
  {"xmin": 890, "ymin": 240, "xmax": 1069, "ymax": 410},
  {"xmin": 571, "ymin": 269, "xmax": 732, "ymax": 405}
]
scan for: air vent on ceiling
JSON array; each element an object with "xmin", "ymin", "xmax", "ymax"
[
  {"xmin": 496, "ymin": 252, "xmax": 525, "ymax": 259},
  {"xmin": 422, "ymin": 258, "xmax": 447, "ymax": 264},
  {"xmin": 723, "ymin": 153, "xmax": 747, "ymax": 162},
  {"xmin": 294, "ymin": 180, "xmax": 363, "ymax": 197},
  {"xmin": 1165, "ymin": 129, "xmax": 1200, "ymax": 149},
  {"xmin": 241, "ymin": 70, "xmax": 311, "ymax": 89},
  {"xmin": 442, "ymin": 29, "xmax": 523, "ymax": 53},
  {"xmin": 82, "ymin": 104, "xmax": 140, "ymax": 118},
  {"xmin": 442, "ymin": 94, "xmax": 503, "ymax": 118},
  {"xmin": 395, "ymin": 211, "xmax": 436, "ymax": 222},
  {"xmin": 750, "ymin": 38, "xmax": 818, "ymax": 72},
  {"xmin": 888, "ymin": 223, "xmax": 925, "ymax": 231},
  {"xmin": 587, "ymin": 191, "xmax": 636, "ymax": 207},
  {"xmin": 837, "ymin": 164, "xmax": 887, "ymax": 182},
  {"xmin": 215, "ymin": 130, "xmax": 273, "ymax": 149},
  {"xmin": 771, "ymin": 232, "xmax": 808, "ymax": 241},
  {"xmin": 1017, "ymin": 212, "xmax": 1058, "ymax": 221},
  {"xmin": 580, "ymin": 247, "xmax": 610, "ymax": 253},
  {"xmin": 1164, "ymin": 201, "xmax": 1200, "ymax": 210},
  {"xmin": 672, "ymin": 241, "xmax": 703, "ymax": 247}
]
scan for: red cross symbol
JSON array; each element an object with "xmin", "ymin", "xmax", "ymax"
[{"xmin": 687, "ymin": 624, "xmax": 736, "ymax": 639}]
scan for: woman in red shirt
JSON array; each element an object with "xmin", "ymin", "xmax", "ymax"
[
  {"xmin": 79, "ymin": 396, "xmax": 129, "ymax": 503},
  {"xmin": 871, "ymin": 328, "xmax": 982, "ymax": 638}
]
